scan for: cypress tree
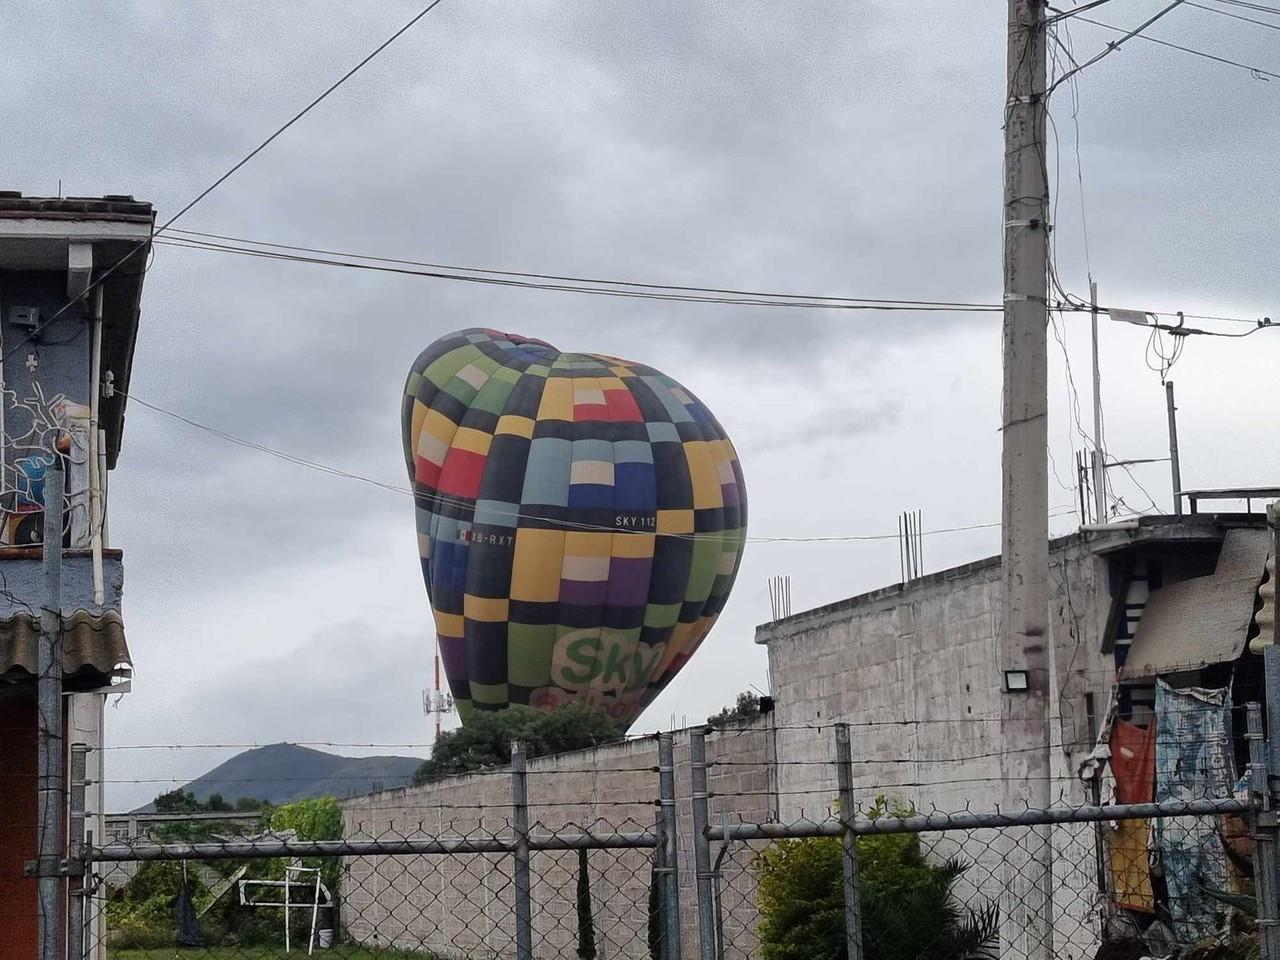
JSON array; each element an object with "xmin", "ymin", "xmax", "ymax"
[{"xmin": 576, "ymin": 847, "xmax": 597, "ymax": 959}]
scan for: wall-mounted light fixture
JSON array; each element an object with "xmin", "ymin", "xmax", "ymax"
[{"xmin": 1003, "ymin": 669, "xmax": 1030, "ymax": 693}]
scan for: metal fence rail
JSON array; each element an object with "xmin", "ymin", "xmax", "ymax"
[
  {"xmin": 80, "ymin": 735, "xmax": 682, "ymax": 960},
  {"xmin": 65, "ymin": 697, "xmax": 1280, "ymax": 959}
]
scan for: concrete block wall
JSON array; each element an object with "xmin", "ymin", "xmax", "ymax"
[
  {"xmin": 756, "ymin": 536, "xmax": 1115, "ymax": 959},
  {"xmin": 340, "ymin": 721, "xmax": 772, "ymax": 959}
]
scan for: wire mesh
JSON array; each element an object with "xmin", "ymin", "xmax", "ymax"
[
  {"xmin": 84, "ymin": 814, "xmax": 668, "ymax": 960},
  {"xmin": 712, "ymin": 803, "xmax": 1259, "ymax": 960},
  {"xmin": 64, "ymin": 678, "xmax": 1277, "ymax": 958}
]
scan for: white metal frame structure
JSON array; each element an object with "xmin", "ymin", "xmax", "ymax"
[{"xmin": 238, "ymin": 865, "xmax": 333, "ymax": 955}]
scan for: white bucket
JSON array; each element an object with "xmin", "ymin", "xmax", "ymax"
[{"xmin": 316, "ymin": 929, "xmax": 334, "ymax": 949}]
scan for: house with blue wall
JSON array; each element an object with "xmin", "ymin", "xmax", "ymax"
[{"xmin": 0, "ymin": 192, "xmax": 153, "ymax": 959}]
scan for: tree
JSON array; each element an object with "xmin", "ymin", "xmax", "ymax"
[
  {"xmin": 270, "ymin": 796, "xmax": 343, "ymax": 842},
  {"xmin": 153, "ymin": 789, "xmax": 204, "ymax": 813},
  {"xmin": 576, "ymin": 848, "xmax": 597, "ymax": 959},
  {"xmin": 709, "ymin": 691, "xmax": 762, "ymax": 726},
  {"xmin": 648, "ymin": 867, "xmax": 662, "ymax": 960},
  {"xmin": 755, "ymin": 830, "xmax": 998, "ymax": 960},
  {"xmin": 270, "ymin": 797, "xmax": 344, "ymax": 905},
  {"xmin": 414, "ymin": 703, "xmax": 622, "ymax": 783},
  {"xmin": 151, "ymin": 789, "xmax": 266, "ymax": 814}
]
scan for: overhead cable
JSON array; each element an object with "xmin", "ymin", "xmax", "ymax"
[
  {"xmin": 3, "ymin": 0, "xmax": 451, "ymax": 363},
  {"xmin": 1047, "ymin": 0, "xmax": 1128, "ymax": 23},
  {"xmin": 1070, "ymin": 12, "xmax": 1280, "ymax": 80},
  {"xmin": 1049, "ymin": 0, "xmax": 1190, "ymax": 94},
  {"xmin": 1187, "ymin": 0, "xmax": 1280, "ymax": 30},
  {"xmin": 120, "ymin": 391, "xmax": 1075, "ymax": 545},
  {"xmin": 1211, "ymin": 0, "xmax": 1280, "ymax": 16},
  {"xmin": 157, "ymin": 234, "xmax": 1003, "ymax": 314},
  {"xmin": 157, "ymin": 230, "xmax": 1271, "ymax": 331}
]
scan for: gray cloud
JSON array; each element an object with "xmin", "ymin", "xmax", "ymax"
[{"xmin": 5, "ymin": 0, "xmax": 1275, "ymax": 804}]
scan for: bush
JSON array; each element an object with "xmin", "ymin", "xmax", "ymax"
[
  {"xmin": 106, "ymin": 861, "xmax": 209, "ymax": 949},
  {"xmin": 755, "ymin": 830, "xmax": 998, "ymax": 960}
]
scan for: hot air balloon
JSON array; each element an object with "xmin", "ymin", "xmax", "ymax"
[{"xmin": 401, "ymin": 328, "xmax": 747, "ymax": 727}]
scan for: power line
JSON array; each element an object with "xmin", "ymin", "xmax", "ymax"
[
  {"xmin": 1047, "ymin": 0, "xmax": 1128, "ymax": 23},
  {"xmin": 157, "ymin": 233, "xmax": 1003, "ymax": 314},
  {"xmin": 1211, "ymin": 0, "xmax": 1280, "ymax": 16},
  {"xmin": 1071, "ymin": 12, "xmax": 1280, "ymax": 80},
  {"xmin": 1187, "ymin": 0, "xmax": 1280, "ymax": 30},
  {"xmin": 157, "ymin": 229, "xmax": 1273, "ymax": 331},
  {"xmin": 121, "ymin": 390, "xmax": 1076, "ymax": 545},
  {"xmin": 1049, "ymin": 0, "xmax": 1191, "ymax": 94},
  {"xmin": 3, "ymin": 0, "xmax": 452, "ymax": 363},
  {"xmin": 167, "ymin": 228, "xmax": 1001, "ymax": 311}
]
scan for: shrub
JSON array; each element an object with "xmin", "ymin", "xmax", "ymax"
[
  {"xmin": 755, "ymin": 831, "xmax": 998, "ymax": 960},
  {"xmin": 105, "ymin": 861, "xmax": 209, "ymax": 949},
  {"xmin": 577, "ymin": 847, "xmax": 597, "ymax": 959}
]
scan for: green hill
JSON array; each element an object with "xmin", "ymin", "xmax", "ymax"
[{"xmin": 140, "ymin": 743, "xmax": 423, "ymax": 810}]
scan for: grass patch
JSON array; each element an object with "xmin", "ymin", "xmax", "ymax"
[{"xmin": 113, "ymin": 948, "xmax": 431, "ymax": 960}]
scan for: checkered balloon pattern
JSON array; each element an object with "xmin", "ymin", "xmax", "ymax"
[{"xmin": 402, "ymin": 328, "xmax": 748, "ymax": 728}]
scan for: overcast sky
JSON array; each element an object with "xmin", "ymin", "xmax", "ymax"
[{"xmin": 7, "ymin": 0, "xmax": 1278, "ymax": 810}]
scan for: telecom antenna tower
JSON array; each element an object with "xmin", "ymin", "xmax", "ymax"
[{"xmin": 422, "ymin": 640, "xmax": 455, "ymax": 738}]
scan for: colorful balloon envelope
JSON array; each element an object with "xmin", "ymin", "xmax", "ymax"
[{"xmin": 402, "ymin": 329, "xmax": 747, "ymax": 727}]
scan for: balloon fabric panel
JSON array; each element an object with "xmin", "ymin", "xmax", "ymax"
[{"xmin": 402, "ymin": 328, "xmax": 747, "ymax": 728}]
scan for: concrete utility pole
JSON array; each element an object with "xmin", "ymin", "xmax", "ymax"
[
  {"xmin": 1090, "ymin": 281, "xmax": 1106, "ymax": 523},
  {"xmin": 1165, "ymin": 381, "xmax": 1183, "ymax": 515},
  {"xmin": 1001, "ymin": 0, "xmax": 1054, "ymax": 957}
]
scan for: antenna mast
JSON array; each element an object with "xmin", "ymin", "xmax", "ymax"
[{"xmin": 423, "ymin": 638, "xmax": 455, "ymax": 738}]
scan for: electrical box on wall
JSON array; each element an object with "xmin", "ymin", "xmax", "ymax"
[{"xmin": 8, "ymin": 306, "xmax": 40, "ymax": 329}]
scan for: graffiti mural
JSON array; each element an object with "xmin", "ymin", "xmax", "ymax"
[{"xmin": 0, "ymin": 382, "xmax": 91, "ymax": 547}]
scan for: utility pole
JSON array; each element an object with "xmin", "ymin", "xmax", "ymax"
[
  {"xmin": 1001, "ymin": 0, "xmax": 1054, "ymax": 957},
  {"xmin": 1165, "ymin": 381, "xmax": 1183, "ymax": 515},
  {"xmin": 36, "ymin": 456, "xmax": 65, "ymax": 960},
  {"xmin": 1090, "ymin": 281, "xmax": 1106, "ymax": 523}
]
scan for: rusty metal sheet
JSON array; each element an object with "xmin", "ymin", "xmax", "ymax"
[{"xmin": 1119, "ymin": 528, "xmax": 1271, "ymax": 679}]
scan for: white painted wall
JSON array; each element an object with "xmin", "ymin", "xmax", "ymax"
[{"xmin": 68, "ymin": 690, "xmax": 107, "ymax": 960}]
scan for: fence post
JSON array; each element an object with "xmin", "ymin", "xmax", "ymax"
[
  {"xmin": 658, "ymin": 732, "xmax": 683, "ymax": 960},
  {"xmin": 690, "ymin": 729, "xmax": 717, "ymax": 960},
  {"xmin": 67, "ymin": 743, "xmax": 88, "ymax": 960},
  {"xmin": 653, "ymin": 809, "xmax": 667, "ymax": 959},
  {"xmin": 83, "ymin": 829, "xmax": 95, "ymax": 960},
  {"xmin": 1267, "ymin": 648, "xmax": 1280, "ymax": 815},
  {"xmin": 36, "ymin": 461, "xmax": 65, "ymax": 960},
  {"xmin": 1247, "ymin": 704, "xmax": 1280, "ymax": 960},
  {"xmin": 511, "ymin": 740, "xmax": 533, "ymax": 960},
  {"xmin": 834, "ymin": 724, "xmax": 864, "ymax": 960}
]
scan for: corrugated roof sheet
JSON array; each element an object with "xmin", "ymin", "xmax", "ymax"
[
  {"xmin": 0, "ymin": 611, "xmax": 130, "ymax": 689},
  {"xmin": 1120, "ymin": 528, "xmax": 1271, "ymax": 680},
  {"xmin": 0, "ymin": 193, "xmax": 154, "ymax": 222}
]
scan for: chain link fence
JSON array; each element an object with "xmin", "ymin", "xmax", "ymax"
[{"xmin": 61, "ymin": 698, "xmax": 1280, "ymax": 959}]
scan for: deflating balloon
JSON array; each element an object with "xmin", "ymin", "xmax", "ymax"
[{"xmin": 401, "ymin": 328, "xmax": 747, "ymax": 727}]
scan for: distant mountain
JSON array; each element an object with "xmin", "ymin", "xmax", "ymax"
[{"xmin": 138, "ymin": 743, "xmax": 424, "ymax": 811}]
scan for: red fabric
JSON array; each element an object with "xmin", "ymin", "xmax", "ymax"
[
  {"xmin": 603, "ymin": 389, "xmax": 643, "ymax": 422},
  {"xmin": 1111, "ymin": 719, "xmax": 1156, "ymax": 805},
  {"xmin": 414, "ymin": 456, "xmax": 442, "ymax": 487},
  {"xmin": 437, "ymin": 449, "xmax": 486, "ymax": 499}
]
